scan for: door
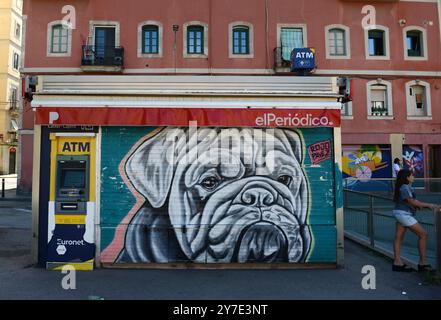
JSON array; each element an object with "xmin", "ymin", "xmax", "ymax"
[
  {"xmin": 94, "ymin": 27, "xmax": 116, "ymax": 65},
  {"xmin": 8, "ymin": 148, "xmax": 16, "ymax": 174}
]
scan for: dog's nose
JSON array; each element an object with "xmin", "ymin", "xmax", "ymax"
[{"xmin": 241, "ymin": 187, "xmax": 276, "ymax": 207}]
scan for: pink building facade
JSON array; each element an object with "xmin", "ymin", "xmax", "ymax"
[{"xmin": 20, "ymin": 0, "xmax": 441, "ymax": 192}]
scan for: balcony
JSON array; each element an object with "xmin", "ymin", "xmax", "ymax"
[
  {"xmin": 371, "ymin": 101, "xmax": 389, "ymax": 117},
  {"xmin": 273, "ymin": 47, "xmax": 291, "ymax": 73},
  {"xmin": 81, "ymin": 45, "xmax": 124, "ymax": 72}
]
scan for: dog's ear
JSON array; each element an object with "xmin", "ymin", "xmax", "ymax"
[
  {"xmin": 280, "ymin": 129, "xmax": 303, "ymax": 163},
  {"xmin": 124, "ymin": 128, "xmax": 186, "ymax": 208}
]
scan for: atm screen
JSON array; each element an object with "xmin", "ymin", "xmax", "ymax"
[{"xmin": 60, "ymin": 169, "xmax": 86, "ymax": 189}]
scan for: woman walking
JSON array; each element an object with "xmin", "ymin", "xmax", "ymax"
[{"xmin": 392, "ymin": 169, "xmax": 439, "ymax": 272}]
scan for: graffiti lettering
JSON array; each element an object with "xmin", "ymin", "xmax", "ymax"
[
  {"xmin": 164, "ymin": 126, "xmax": 276, "ymax": 170},
  {"xmin": 308, "ymin": 140, "xmax": 332, "ymax": 165}
]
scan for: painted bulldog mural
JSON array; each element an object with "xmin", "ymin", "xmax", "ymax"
[{"xmin": 113, "ymin": 127, "xmax": 312, "ymax": 263}]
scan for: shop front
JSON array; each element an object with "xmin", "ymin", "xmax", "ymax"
[{"xmin": 31, "ymin": 75, "xmax": 344, "ymax": 269}]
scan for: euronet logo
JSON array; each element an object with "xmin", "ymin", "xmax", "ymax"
[
  {"xmin": 255, "ymin": 113, "xmax": 333, "ymax": 127},
  {"xmin": 57, "ymin": 239, "xmax": 85, "ymax": 246}
]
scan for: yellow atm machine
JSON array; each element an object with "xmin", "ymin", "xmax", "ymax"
[{"xmin": 47, "ymin": 133, "xmax": 96, "ymax": 270}]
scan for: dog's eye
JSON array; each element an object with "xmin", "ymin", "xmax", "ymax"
[
  {"xmin": 277, "ymin": 175, "xmax": 292, "ymax": 186},
  {"xmin": 201, "ymin": 177, "xmax": 219, "ymax": 190}
]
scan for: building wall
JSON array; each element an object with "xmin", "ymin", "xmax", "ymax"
[
  {"xmin": 20, "ymin": 0, "xmax": 441, "ymax": 189},
  {"xmin": 22, "ymin": 0, "xmax": 441, "ymax": 72},
  {"xmin": 0, "ymin": 0, "xmax": 22, "ymax": 175}
]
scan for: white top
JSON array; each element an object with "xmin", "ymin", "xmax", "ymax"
[{"xmin": 393, "ymin": 163, "xmax": 401, "ymax": 178}]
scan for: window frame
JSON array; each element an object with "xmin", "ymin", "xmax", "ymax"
[
  {"xmin": 405, "ymin": 80, "xmax": 432, "ymax": 119},
  {"xmin": 325, "ymin": 24, "xmax": 350, "ymax": 60},
  {"xmin": 15, "ymin": 21, "xmax": 21, "ymax": 40},
  {"xmin": 403, "ymin": 26, "xmax": 428, "ymax": 61},
  {"xmin": 187, "ymin": 25, "xmax": 204, "ymax": 55},
  {"xmin": 183, "ymin": 21, "xmax": 208, "ymax": 58},
  {"xmin": 47, "ymin": 20, "xmax": 72, "ymax": 57},
  {"xmin": 9, "ymin": 86, "xmax": 18, "ymax": 110},
  {"xmin": 365, "ymin": 25, "xmax": 390, "ymax": 60},
  {"xmin": 12, "ymin": 52, "xmax": 20, "ymax": 70},
  {"xmin": 366, "ymin": 80, "xmax": 394, "ymax": 119},
  {"xmin": 229, "ymin": 22, "xmax": 254, "ymax": 58},
  {"xmin": 138, "ymin": 21, "xmax": 163, "ymax": 58},
  {"xmin": 277, "ymin": 24, "xmax": 308, "ymax": 62},
  {"xmin": 89, "ymin": 21, "xmax": 120, "ymax": 45}
]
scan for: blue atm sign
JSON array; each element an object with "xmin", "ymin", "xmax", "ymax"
[{"xmin": 291, "ymin": 48, "xmax": 316, "ymax": 72}]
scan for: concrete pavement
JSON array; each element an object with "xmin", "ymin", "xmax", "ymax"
[{"xmin": 1, "ymin": 195, "xmax": 440, "ymax": 300}]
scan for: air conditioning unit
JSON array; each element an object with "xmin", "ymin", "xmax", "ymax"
[
  {"xmin": 24, "ymin": 76, "xmax": 38, "ymax": 92},
  {"xmin": 337, "ymin": 77, "xmax": 352, "ymax": 103},
  {"xmin": 23, "ymin": 76, "xmax": 38, "ymax": 100}
]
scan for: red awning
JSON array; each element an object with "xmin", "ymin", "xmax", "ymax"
[{"xmin": 36, "ymin": 107, "xmax": 341, "ymax": 127}]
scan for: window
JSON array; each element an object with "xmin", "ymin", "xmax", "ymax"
[
  {"xmin": 15, "ymin": 22, "xmax": 21, "ymax": 39},
  {"xmin": 367, "ymin": 80, "xmax": 393, "ymax": 118},
  {"xmin": 329, "ymin": 28, "xmax": 346, "ymax": 56},
  {"xmin": 341, "ymin": 102, "xmax": 353, "ymax": 118},
  {"xmin": 50, "ymin": 24, "xmax": 69, "ymax": 53},
  {"xmin": 368, "ymin": 30, "xmax": 385, "ymax": 56},
  {"xmin": 187, "ymin": 25, "xmax": 204, "ymax": 54},
  {"xmin": 229, "ymin": 22, "xmax": 253, "ymax": 58},
  {"xmin": 407, "ymin": 31, "xmax": 423, "ymax": 57},
  {"xmin": 403, "ymin": 27, "xmax": 427, "ymax": 60},
  {"xmin": 406, "ymin": 81, "xmax": 432, "ymax": 119},
  {"xmin": 138, "ymin": 22, "xmax": 162, "ymax": 57},
  {"xmin": 142, "ymin": 25, "xmax": 159, "ymax": 54},
  {"xmin": 47, "ymin": 21, "xmax": 72, "ymax": 57},
  {"xmin": 365, "ymin": 26, "xmax": 390, "ymax": 60},
  {"xmin": 232, "ymin": 26, "xmax": 249, "ymax": 54},
  {"xmin": 51, "ymin": 24, "xmax": 69, "ymax": 53},
  {"xmin": 10, "ymin": 88, "xmax": 18, "ymax": 110},
  {"xmin": 370, "ymin": 85, "xmax": 388, "ymax": 116},
  {"xmin": 184, "ymin": 22, "xmax": 208, "ymax": 57},
  {"xmin": 12, "ymin": 52, "xmax": 19, "ymax": 70},
  {"xmin": 280, "ymin": 27, "xmax": 304, "ymax": 61},
  {"xmin": 325, "ymin": 25, "xmax": 350, "ymax": 59}
]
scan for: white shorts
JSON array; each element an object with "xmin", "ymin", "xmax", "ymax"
[{"xmin": 393, "ymin": 210, "xmax": 418, "ymax": 227}]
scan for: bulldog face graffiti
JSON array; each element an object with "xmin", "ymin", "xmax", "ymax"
[{"xmin": 117, "ymin": 127, "xmax": 312, "ymax": 263}]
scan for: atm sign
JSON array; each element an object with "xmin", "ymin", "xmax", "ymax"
[{"xmin": 62, "ymin": 142, "xmax": 90, "ymax": 153}]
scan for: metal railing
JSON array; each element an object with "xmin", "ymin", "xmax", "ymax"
[
  {"xmin": 344, "ymin": 188, "xmax": 441, "ymax": 271},
  {"xmin": 343, "ymin": 178, "xmax": 441, "ymax": 197},
  {"xmin": 370, "ymin": 101, "xmax": 388, "ymax": 116},
  {"xmin": 273, "ymin": 47, "xmax": 291, "ymax": 69},
  {"xmin": 81, "ymin": 45, "xmax": 124, "ymax": 67}
]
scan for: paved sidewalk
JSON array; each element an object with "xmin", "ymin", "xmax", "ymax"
[{"xmin": 1, "ymin": 197, "xmax": 440, "ymax": 300}]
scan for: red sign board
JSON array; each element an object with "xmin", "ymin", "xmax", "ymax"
[{"xmin": 36, "ymin": 107, "xmax": 341, "ymax": 127}]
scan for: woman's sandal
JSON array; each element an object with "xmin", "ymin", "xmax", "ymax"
[
  {"xmin": 418, "ymin": 264, "xmax": 434, "ymax": 272},
  {"xmin": 392, "ymin": 264, "xmax": 413, "ymax": 272}
]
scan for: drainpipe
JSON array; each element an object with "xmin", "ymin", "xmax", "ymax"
[{"xmin": 438, "ymin": 1, "xmax": 441, "ymax": 44}]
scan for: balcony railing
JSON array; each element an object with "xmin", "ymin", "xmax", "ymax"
[
  {"xmin": 81, "ymin": 45, "xmax": 124, "ymax": 67},
  {"xmin": 273, "ymin": 47, "xmax": 291, "ymax": 70},
  {"xmin": 370, "ymin": 101, "xmax": 388, "ymax": 116}
]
